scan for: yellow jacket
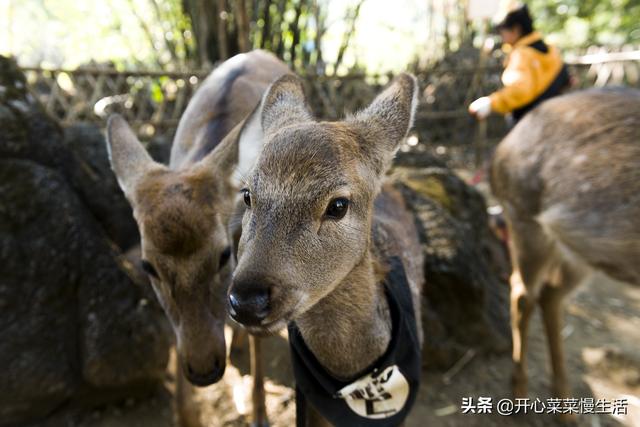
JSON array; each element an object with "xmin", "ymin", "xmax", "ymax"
[{"xmin": 490, "ymin": 32, "xmax": 564, "ymax": 115}]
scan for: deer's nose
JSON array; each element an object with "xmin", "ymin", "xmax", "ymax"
[
  {"xmin": 228, "ymin": 285, "xmax": 270, "ymax": 326},
  {"xmin": 185, "ymin": 358, "xmax": 225, "ymax": 386}
]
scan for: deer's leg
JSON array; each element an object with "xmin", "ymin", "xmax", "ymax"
[
  {"xmin": 507, "ymin": 219, "xmax": 552, "ymax": 399},
  {"xmin": 176, "ymin": 362, "xmax": 203, "ymax": 427},
  {"xmin": 250, "ymin": 335, "xmax": 268, "ymax": 427},
  {"xmin": 538, "ymin": 283, "xmax": 569, "ymax": 399},
  {"xmin": 538, "ymin": 261, "xmax": 585, "ymax": 401},
  {"xmin": 231, "ymin": 326, "xmax": 248, "ymax": 353},
  {"xmin": 510, "ymin": 269, "xmax": 536, "ymax": 398},
  {"xmin": 306, "ymin": 403, "xmax": 333, "ymax": 427}
]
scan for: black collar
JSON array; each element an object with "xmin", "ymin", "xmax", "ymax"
[{"xmin": 288, "ymin": 256, "xmax": 421, "ymax": 426}]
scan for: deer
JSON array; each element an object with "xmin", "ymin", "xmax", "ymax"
[
  {"xmin": 105, "ymin": 50, "xmax": 290, "ymax": 426},
  {"xmin": 226, "ymin": 73, "xmax": 425, "ymax": 426},
  {"xmin": 491, "ymin": 88, "xmax": 640, "ymax": 419}
]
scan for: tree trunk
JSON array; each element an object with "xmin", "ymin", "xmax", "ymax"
[
  {"xmin": 313, "ymin": 0, "xmax": 325, "ymax": 72},
  {"xmin": 333, "ymin": 0, "xmax": 365, "ymax": 74},
  {"xmin": 235, "ymin": 0, "xmax": 250, "ymax": 52},
  {"xmin": 182, "ymin": 0, "xmax": 219, "ymax": 66},
  {"xmin": 216, "ymin": 0, "xmax": 229, "ymax": 60},
  {"xmin": 260, "ymin": 0, "xmax": 271, "ymax": 49},
  {"xmin": 289, "ymin": 0, "xmax": 304, "ymax": 64},
  {"xmin": 272, "ymin": 0, "xmax": 287, "ymax": 59}
]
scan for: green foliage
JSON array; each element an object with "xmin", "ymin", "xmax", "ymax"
[
  {"xmin": 527, "ymin": 0, "xmax": 640, "ymax": 47},
  {"xmin": 7, "ymin": 0, "xmax": 637, "ymax": 73}
]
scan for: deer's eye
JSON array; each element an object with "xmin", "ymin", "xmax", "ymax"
[
  {"xmin": 219, "ymin": 246, "xmax": 232, "ymax": 268},
  {"xmin": 324, "ymin": 198, "xmax": 349, "ymax": 220},
  {"xmin": 141, "ymin": 260, "xmax": 159, "ymax": 279},
  {"xmin": 241, "ymin": 189, "xmax": 251, "ymax": 207}
]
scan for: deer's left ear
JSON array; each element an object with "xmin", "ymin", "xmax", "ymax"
[
  {"xmin": 260, "ymin": 74, "xmax": 313, "ymax": 135},
  {"xmin": 349, "ymin": 73, "xmax": 418, "ymax": 176},
  {"xmin": 106, "ymin": 114, "xmax": 161, "ymax": 199}
]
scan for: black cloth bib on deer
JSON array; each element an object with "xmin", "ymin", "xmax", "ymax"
[{"xmin": 288, "ymin": 256, "xmax": 421, "ymax": 427}]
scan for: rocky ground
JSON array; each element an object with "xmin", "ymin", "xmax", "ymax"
[{"xmin": 44, "ymin": 257, "xmax": 640, "ymax": 427}]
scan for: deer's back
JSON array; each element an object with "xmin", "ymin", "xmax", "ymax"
[
  {"xmin": 492, "ymin": 88, "xmax": 640, "ymax": 284},
  {"xmin": 170, "ymin": 50, "xmax": 290, "ymax": 169}
]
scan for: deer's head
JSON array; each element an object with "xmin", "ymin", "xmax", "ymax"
[
  {"xmin": 229, "ymin": 74, "xmax": 418, "ymax": 334},
  {"xmin": 106, "ymin": 115, "xmax": 246, "ymax": 385}
]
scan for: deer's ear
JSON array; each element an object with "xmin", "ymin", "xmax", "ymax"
[
  {"xmin": 350, "ymin": 73, "xmax": 418, "ymax": 175},
  {"xmin": 106, "ymin": 114, "xmax": 159, "ymax": 198},
  {"xmin": 201, "ymin": 75, "xmax": 311, "ymax": 187},
  {"xmin": 260, "ymin": 74, "xmax": 312, "ymax": 135},
  {"xmin": 199, "ymin": 103, "xmax": 264, "ymax": 188}
]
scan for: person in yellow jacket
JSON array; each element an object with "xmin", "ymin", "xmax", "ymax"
[{"xmin": 469, "ymin": 4, "xmax": 570, "ymax": 123}]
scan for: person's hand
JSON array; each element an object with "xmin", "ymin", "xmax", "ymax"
[{"xmin": 469, "ymin": 97, "xmax": 492, "ymax": 120}]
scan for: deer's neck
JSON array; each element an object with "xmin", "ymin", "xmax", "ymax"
[{"xmin": 295, "ymin": 249, "xmax": 391, "ymax": 380}]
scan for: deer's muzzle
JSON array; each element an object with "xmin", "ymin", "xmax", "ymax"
[{"xmin": 228, "ymin": 282, "xmax": 271, "ymax": 326}]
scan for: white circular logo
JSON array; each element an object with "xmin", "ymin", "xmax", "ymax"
[{"xmin": 335, "ymin": 365, "xmax": 410, "ymax": 419}]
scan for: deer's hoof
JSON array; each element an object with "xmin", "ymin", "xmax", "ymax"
[
  {"xmin": 250, "ymin": 421, "xmax": 269, "ymax": 427},
  {"xmin": 511, "ymin": 375, "xmax": 528, "ymax": 399},
  {"xmin": 551, "ymin": 382, "xmax": 570, "ymax": 401},
  {"xmin": 558, "ymin": 412, "xmax": 578, "ymax": 424}
]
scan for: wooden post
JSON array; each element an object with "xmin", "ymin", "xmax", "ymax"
[
  {"xmin": 470, "ymin": 19, "xmax": 491, "ymax": 169},
  {"xmin": 475, "ymin": 118, "xmax": 487, "ymax": 169},
  {"xmin": 467, "ymin": 0, "xmax": 500, "ymax": 168}
]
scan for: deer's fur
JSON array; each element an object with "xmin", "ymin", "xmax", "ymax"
[
  {"xmin": 106, "ymin": 50, "xmax": 289, "ymax": 390},
  {"xmin": 491, "ymin": 88, "xmax": 640, "ymax": 411},
  {"xmin": 229, "ymin": 72, "xmax": 424, "ymax": 420}
]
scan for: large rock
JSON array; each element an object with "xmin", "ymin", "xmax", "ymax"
[
  {"xmin": 0, "ymin": 161, "xmax": 79, "ymax": 421},
  {"xmin": 392, "ymin": 166, "xmax": 511, "ymax": 368},
  {"xmin": 62, "ymin": 123, "xmax": 140, "ymax": 250},
  {"xmin": 0, "ymin": 58, "xmax": 138, "ymax": 252},
  {"xmin": 0, "ymin": 56, "xmax": 171, "ymax": 425}
]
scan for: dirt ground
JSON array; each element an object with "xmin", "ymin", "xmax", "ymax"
[{"xmin": 50, "ymin": 272, "xmax": 640, "ymax": 427}]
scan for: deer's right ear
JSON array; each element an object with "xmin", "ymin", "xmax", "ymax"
[
  {"xmin": 349, "ymin": 73, "xmax": 418, "ymax": 176},
  {"xmin": 106, "ymin": 114, "xmax": 157, "ymax": 198},
  {"xmin": 260, "ymin": 74, "xmax": 312, "ymax": 135}
]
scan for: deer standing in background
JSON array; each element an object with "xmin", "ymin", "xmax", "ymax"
[
  {"xmin": 106, "ymin": 50, "xmax": 290, "ymax": 426},
  {"xmin": 491, "ymin": 88, "xmax": 640, "ymax": 419},
  {"xmin": 227, "ymin": 74, "xmax": 425, "ymax": 426}
]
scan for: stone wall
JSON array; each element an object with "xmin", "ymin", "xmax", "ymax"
[{"xmin": 0, "ymin": 56, "xmax": 171, "ymax": 426}]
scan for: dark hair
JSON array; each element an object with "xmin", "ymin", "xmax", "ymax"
[{"xmin": 495, "ymin": 4, "xmax": 534, "ymax": 35}]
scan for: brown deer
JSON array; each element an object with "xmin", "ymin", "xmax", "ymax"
[
  {"xmin": 491, "ymin": 88, "xmax": 640, "ymax": 416},
  {"xmin": 106, "ymin": 50, "xmax": 289, "ymax": 426},
  {"xmin": 227, "ymin": 74, "xmax": 425, "ymax": 426}
]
